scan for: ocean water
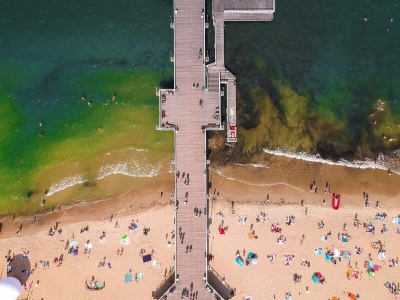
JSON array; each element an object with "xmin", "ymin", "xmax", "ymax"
[
  {"xmin": 0, "ymin": 0, "xmax": 175, "ymax": 214},
  {"xmin": 224, "ymin": 0, "xmax": 400, "ymax": 161},
  {"xmin": 1, "ymin": 0, "xmax": 400, "ymax": 215}
]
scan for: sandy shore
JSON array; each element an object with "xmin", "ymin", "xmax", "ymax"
[
  {"xmin": 0, "ymin": 155, "xmax": 399, "ymax": 299},
  {"xmin": 0, "ymin": 205, "xmax": 176, "ymax": 300}
]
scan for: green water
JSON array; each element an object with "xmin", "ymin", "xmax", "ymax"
[
  {"xmin": 225, "ymin": 0, "xmax": 400, "ymax": 159},
  {"xmin": 0, "ymin": 0, "xmax": 175, "ymax": 215}
]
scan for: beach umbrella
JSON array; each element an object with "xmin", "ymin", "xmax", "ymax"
[
  {"xmin": 0, "ymin": 277, "xmax": 22, "ymax": 300},
  {"xmin": 378, "ymin": 251, "xmax": 386, "ymax": 260},
  {"xmin": 69, "ymin": 241, "xmax": 79, "ymax": 248},
  {"xmin": 251, "ymin": 257, "xmax": 258, "ymax": 265}
]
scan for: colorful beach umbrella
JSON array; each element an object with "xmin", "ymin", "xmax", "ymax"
[{"xmin": 0, "ymin": 277, "xmax": 22, "ymax": 300}]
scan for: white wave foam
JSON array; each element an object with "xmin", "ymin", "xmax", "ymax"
[
  {"xmin": 249, "ymin": 163, "xmax": 269, "ymax": 168},
  {"xmin": 47, "ymin": 175, "xmax": 85, "ymax": 196},
  {"xmin": 263, "ymin": 148, "xmax": 399, "ymax": 175},
  {"xmin": 211, "ymin": 168, "xmax": 304, "ymax": 192},
  {"xmin": 235, "ymin": 163, "xmax": 269, "ymax": 168},
  {"xmin": 128, "ymin": 147, "xmax": 148, "ymax": 152},
  {"xmin": 97, "ymin": 159, "xmax": 161, "ymax": 179}
]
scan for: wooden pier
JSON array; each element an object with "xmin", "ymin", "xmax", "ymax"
[{"xmin": 154, "ymin": 1, "xmax": 274, "ymax": 299}]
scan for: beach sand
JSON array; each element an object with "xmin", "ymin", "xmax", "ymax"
[{"xmin": 0, "ymin": 155, "xmax": 399, "ymax": 299}]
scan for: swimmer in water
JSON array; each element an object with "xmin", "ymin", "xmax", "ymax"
[
  {"xmin": 112, "ymin": 93, "xmax": 116, "ymax": 101},
  {"xmin": 88, "ymin": 101, "xmax": 92, "ymax": 106},
  {"xmin": 39, "ymin": 121, "xmax": 43, "ymax": 127}
]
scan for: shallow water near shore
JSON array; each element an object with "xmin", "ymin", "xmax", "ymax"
[{"xmin": 0, "ymin": 0, "xmax": 174, "ymax": 214}]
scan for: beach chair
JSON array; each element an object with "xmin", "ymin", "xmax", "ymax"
[{"xmin": 142, "ymin": 254, "xmax": 152, "ymax": 263}]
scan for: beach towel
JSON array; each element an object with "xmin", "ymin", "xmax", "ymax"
[
  {"xmin": 135, "ymin": 273, "xmax": 144, "ymax": 280},
  {"xmin": 152, "ymin": 260, "xmax": 161, "ymax": 268},
  {"xmin": 346, "ymin": 269, "xmax": 352, "ymax": 277},
  {"xmin": 352, "ymin": 271, "xmax": 360, "ymax": 279},
  {"xmin": 142, "ymin": 254, "xmax": 152, "ymax": 263},
  {"xmin": 318, "ymin": 248, "xmax": 323, "ymax": 256},
  {"xmin": 125, "ymin": 273, "xmax": 132, "ymax": 283},
  {"xmin": 325, "ymin": 253, "xmax": 332, "ymax": 261},
  {"xmin": 348, "ymin": 293, "xmax": 356, "ymax": 300},
  {"xmin": 343, "ymin": 251, "xmax": 351, "ymax": 259}
]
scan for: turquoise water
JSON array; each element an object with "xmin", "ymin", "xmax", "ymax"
[
  {"xmin": 0, "ymin": 0, "xmax": 174, "ymax": 213},
  {"xmin": 225, "ymin": 0, "xmax": 400, "ymax": 159}
]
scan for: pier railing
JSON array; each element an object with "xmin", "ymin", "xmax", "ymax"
[
  {"xmin": 207, "ymin": 266, "xmax": 235, "ymax": 299},
  {"xmin": 152, "ymin": 271, "xmax": 176, "ymax": 299}
]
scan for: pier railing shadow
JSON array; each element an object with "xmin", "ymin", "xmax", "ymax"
[
  {"xmin": 207, "ymin": 266, "xmax": 235, "ymax": 299},
  {"xmin": 152, "ymin": 271, "xmax": 175, "ymax": 299}
]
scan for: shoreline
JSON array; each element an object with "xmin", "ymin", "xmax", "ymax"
[
  {"xmin": 1, "ymin": 153, "xmax": 399, "ymax": 239},
  {"xmin": 0, "ymin": 179, "xmax": 174, "ymax": 239}
]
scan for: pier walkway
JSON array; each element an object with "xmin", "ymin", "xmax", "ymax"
[{"xmin": 153, "ymin": 1, "xmax": 274, "ymax": 299}]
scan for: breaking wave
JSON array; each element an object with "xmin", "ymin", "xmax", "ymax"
[
  {"xmin": 263, "ymin": 148, "xmax": 400, "ymax": 175},
  {"xmin": 97, "ymin": 159, "xmax": 162, "ymax": 179},
  {"xmin": 46, "ymin": 175, "xmax": 85, "ymax": 196}
]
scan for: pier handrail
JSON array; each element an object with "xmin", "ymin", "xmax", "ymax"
[{"xmin": 208, "ymin": 265, "xmax": 235, "ymax": 296}]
